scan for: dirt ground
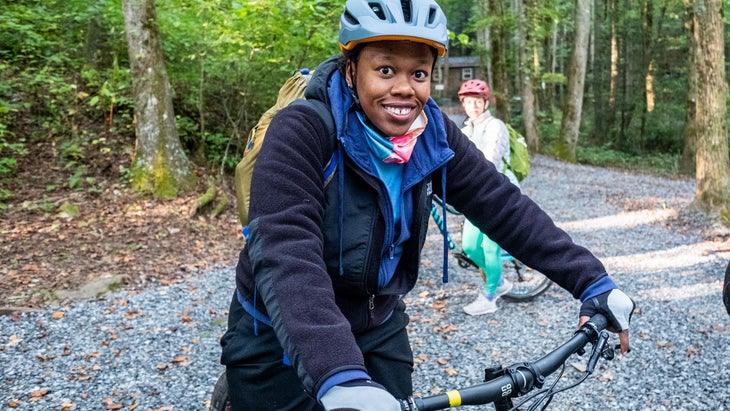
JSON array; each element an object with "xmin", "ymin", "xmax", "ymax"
[{"xmin": 0, "ymin": 137, "xmax": 244, "ymax": 314}]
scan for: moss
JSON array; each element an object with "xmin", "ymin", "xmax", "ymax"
[
  {"xmin": 211, "ymin": 195, "xmax": 229, "ymax": 217},
  {"xmin": 129, "ymin": 153, "xmax": 197, "ymax": 198},
  {"xmin": 553, "ymin": 140, "xmax": 577, "ymax": 163}
]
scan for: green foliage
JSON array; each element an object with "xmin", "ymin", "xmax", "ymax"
[
  {"xmin": 205, "ymin": 132, "xmax": 239, "ymax": 171},
  {"xmin": 541, "ymin": 72, "xmax": 566, "ymax": 85},
  {"xmin": 1, "ymin": 0, "xmax": 724, "ymax": 199},
  {"xmin": 577, "ymin": 146, "xmax": 680, "ymax": 176},
  {"xmin": 154, "ymin": 0, "xmax": 341, "ymax": 172},
  {"xmin": 1, "ymin": 0, "xmax": 342, "ymax": 201}
]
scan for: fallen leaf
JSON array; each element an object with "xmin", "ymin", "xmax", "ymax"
[
  {"xmin": 52, "ymin": 311, "xmax": 65, "ymax": 320},
  {"xmin": 30, "ymin": 390, "xmax": 50, "ymax": 399},
  {"xmin": 597, "ymin": 371, "xmax": 614, "ymax": 381},
  {"xmin": 124, "ymin": 310, "xmax": 140, "ymax": 319},
  {"xmin": 433, "ymin": 324, "xmax": 458, "ymax": 334},
  {"xmin": 685, "ymin": 345, "xmax": 700, "ymax": 357},
  {"xmin": 657, "ymin": 341, "xmax": 674, "ymax": 349},
  {"xmin": 435, "ymin": 356, "xmax": 451, "ymax": 365},
  {"xmin": 36, "ymin": 354, "xmax": 56, "ymax": 362},
  {"xmin": 61, "ymin": 401, "xmax": 75, "ymax": 410},
  {"xmin": 414, "ymin": 354, "xmax": 428, "ymax": 365},
  {"xmin": 570, "ymin": 362, "xmax": 587, "ymax": 372},
  {"xmin": 430, "ymin": 300, "xmax": 446, "ymax": 311},
  {"xmin": 8, "ymin": 400, "xmax": 21, "ymax": 408},
  {"xmin": 444, "ymin": 367, "xmax": 459, "ymax": 376},
  {"xmin": 429, "ymin": 386, "xmax": 443, "ymax": 395},
  {"xmin": 7, "ymin": 335, "xmax": 22, "ymax": 347}
]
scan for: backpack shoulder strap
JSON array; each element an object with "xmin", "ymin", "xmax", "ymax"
[{"xmin": 289, "ymin": 98, "xmax": 338, "ymax": 183}]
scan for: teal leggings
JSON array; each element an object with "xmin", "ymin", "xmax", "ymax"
[{"xmin": 461, "ymin": 219, "xmax": 502, "ymax": 295}]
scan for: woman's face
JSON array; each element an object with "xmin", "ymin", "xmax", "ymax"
[
  {"xmin": 461, "ymin": 96, "xmax": 486, "ymax": 120},
  {"xmin": 347, "ymin": 41, "xmax": 435, "ymax": 137}
]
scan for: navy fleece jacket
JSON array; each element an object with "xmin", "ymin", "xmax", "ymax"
[{"xmin": 233, "ymin": 56, "xmax": 614, "ymax": 398}]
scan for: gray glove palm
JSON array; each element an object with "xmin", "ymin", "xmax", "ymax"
[
  {"xmin": 320, "ymin": 380, "xmax": 401, "ymax": 411},
  {"xmin": 579, "ymin": 288, "xmax": 635, "ymax": 331}
]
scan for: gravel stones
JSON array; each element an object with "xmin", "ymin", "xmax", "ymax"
[{"xmin": 2, "ymin": 155, "xmax": 729, "ymax": 410}]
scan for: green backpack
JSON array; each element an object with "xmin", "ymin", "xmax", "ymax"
[
  {"xmin": 502, "ymin": 124, "xmax": 530, "ymax": 182},
  {"xmin": 234, "ymin": 67, "xmax": 336, "ymax": 230}
]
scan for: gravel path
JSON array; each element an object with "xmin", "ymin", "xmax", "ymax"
[{"xmin": 2, "ymin": 154, "xmax": 729, "ymax": 410}]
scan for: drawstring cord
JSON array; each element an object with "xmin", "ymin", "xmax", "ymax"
[
  {"xmin": 337, "ymin": 143, "xmax": 345, "ymax": 277},
  {"xmin": 440, "ymin": 166, "xmax": 449, "ymax": 283}
]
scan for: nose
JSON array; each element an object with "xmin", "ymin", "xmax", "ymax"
[{"xmin": 391, "ymin": 75, "xmax": 415, "ymax": 96}]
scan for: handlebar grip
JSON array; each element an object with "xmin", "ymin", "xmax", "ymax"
[{"xmin": 584, "ymin": 313, "xmax": 609, "ymax": 334}]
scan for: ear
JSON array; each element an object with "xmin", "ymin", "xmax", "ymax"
[{"xmin": 345, "ymin": 61, "xmax": 354, "ymax": 89}]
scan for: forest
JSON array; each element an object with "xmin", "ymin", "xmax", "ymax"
[{"xmin": 0, "ymin": 0, "xmax": 728, "ymax": 210}]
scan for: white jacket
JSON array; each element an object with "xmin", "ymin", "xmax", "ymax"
[{"xmin": 461, "ymin": 111, "xmax": 520, "ymax": 187}]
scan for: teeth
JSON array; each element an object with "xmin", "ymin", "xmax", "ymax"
[{"xmin": 386, "ymin": 106, "xmax": 412, "ymax": 115}]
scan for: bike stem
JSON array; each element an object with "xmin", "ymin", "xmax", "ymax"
[{"xmin": 484, "ymin": 366, "xmax": 514, "ymax": 411}]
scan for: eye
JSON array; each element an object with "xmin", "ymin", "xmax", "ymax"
[
  {"xmin": 378, "ymin": 66, "xmax": 394, "ymax": 76},
  {"xmin": 414, "ymin": 70, "xmax": 429, "ymax": 80}
]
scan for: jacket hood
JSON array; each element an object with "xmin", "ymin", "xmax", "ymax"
[{"xmin": 304, "ymin": 56, "xmax": 342, "ymax": 104}]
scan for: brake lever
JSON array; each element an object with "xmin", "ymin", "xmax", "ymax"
[{"xmin": 585, "ymin": 330, "xmax": 610, "ymax": 374}]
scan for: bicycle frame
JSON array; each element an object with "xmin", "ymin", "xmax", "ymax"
[{"xmin": 400, "ymin": 314, "xmax": 613, "ymax": 411}]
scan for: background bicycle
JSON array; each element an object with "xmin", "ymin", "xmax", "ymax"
[{"xmin": 429, "ymin": 200, "xmax": 552, "ymax": 302}]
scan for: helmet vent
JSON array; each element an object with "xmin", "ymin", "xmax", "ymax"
[
  {"xmin": 368, "ymin": 3, "xmax": 387, "ymax": 20},
  {"xmin": 343, "ymin": 10, "xmax": 358, "ymax": 25},
  {"xmin": 400, "ymin": 0, "xmax": 412, "ymax": 22},
  {"xmin": 427, "ymin": 6, "xmax": 437, "ymax": 25}
]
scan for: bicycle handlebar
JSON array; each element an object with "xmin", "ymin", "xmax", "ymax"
[{"xmin": 400, "ymin": 314, "xmax": 611, "ymax": 411}]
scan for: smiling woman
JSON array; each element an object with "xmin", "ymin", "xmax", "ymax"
[{"xmin": 218, "ymin": 0, "xmax": 635, "ymax": 410}]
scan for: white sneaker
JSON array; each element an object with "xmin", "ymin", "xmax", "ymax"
[
  {"xmin": 495, "ymin": 279, "xmax": 513, "ymax": 297},
  {"xmin": 463, "ymin": 292, "xmax": 498, "ymax": 316}
]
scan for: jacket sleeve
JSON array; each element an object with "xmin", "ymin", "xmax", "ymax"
[
  {"xmin": 246, "ymin": 104, "xmax": 368, "ymax": 395},
  {"xmin": 436, "ymin": 113, "xmax": 609, "ymax": 299}
]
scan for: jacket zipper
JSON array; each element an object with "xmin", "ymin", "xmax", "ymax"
[{"xmin": 368, "ymin": 294, "xmax": 375, "ymax": 321}]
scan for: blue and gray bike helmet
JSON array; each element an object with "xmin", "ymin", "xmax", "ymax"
[{"xmin": 339, "ymin": 0, "xmax": 449, "ymax": 57}]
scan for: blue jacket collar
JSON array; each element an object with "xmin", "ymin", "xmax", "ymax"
[{"xmin": 327, "ymin": 70, "xmax": 453, "ymax": 187}]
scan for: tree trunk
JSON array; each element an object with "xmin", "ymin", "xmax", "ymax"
[
  {"xmin": 606, "ymin": 0, "xmax": 618, "ymax": 140},
  {"xmin": 591, "ymin": 0, "xmax": 607, "ymax": 143},
  {"xmin": 556, "ymin": 0, "xmax": 591, "ymax": 162},
  {"xmin": 122, "ymin": 0, "xmax": 197, "ymax": 198},
  {"xmin": 519, "ymin": 0, "xmax": 540, "ymax": 152},
  {"xmin": 685, "ymin": 0, "xmax": 729, "ymax": 211},
  {"xmin": 680, "ymin": 0, "xmax": 698, "ymax": 175},
  {"xmin": 488, "ymin": 0, "xmax": 510, "ymax": 122}
]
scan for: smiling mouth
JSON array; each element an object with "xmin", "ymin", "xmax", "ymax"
[{"xmin": 384, "ymin": 105, "xmax": 414, "ymax": 116}]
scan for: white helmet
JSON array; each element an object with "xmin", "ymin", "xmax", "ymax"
[{"xmin": 339, "ymin": 0, "xmax": 449, "ymax": 57}]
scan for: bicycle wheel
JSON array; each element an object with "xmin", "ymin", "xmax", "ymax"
[
  {"xmin": 209, "ymin": 371, "xmax": 231, "ymax": 411},
  {"xmin": 501, "ymin": 259, "xmax": 552, "ymax": 302}
]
